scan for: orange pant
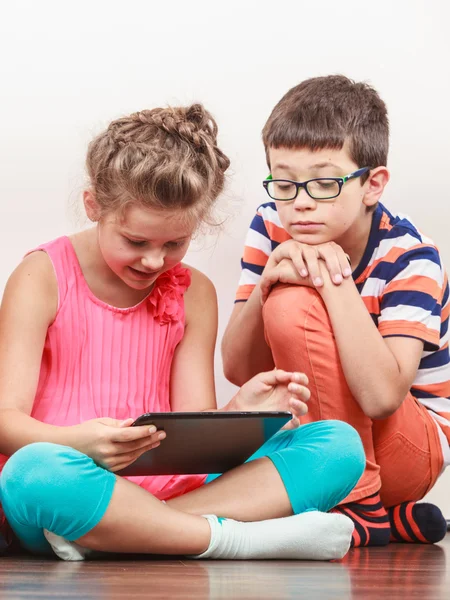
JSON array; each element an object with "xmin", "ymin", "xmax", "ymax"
[{"xmin": 263, "ymin": 284, "xmax": 443, "ymax": 506}]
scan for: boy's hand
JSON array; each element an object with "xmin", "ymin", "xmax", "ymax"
[
  {"xmin": 233, "ymin": 369, "xmax": 310, "ymax": 429},
  {"xmin": 260, "ymin": 240, "xmax": 352, "ymax": 302},
  {"xmin": 260, "ymin": 258, "xmax": 310, "ymax": 304},
  {"xmin": 69, "ymin": 417, "xmax": 166, "ymax": 473}
]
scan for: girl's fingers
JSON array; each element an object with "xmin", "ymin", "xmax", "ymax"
[
  {"xmin": 287, "ymin": 382, "xmax": 311, "ymax": 401},
  {"xmin": 257, "ymin": 370, "xmax": 309, "ymax": 390},
  {"xmin": 273, "ymin": 369, "xmax": 309, "ymax": 386},
  {"xmin": 289, "ymin": 398, "xmax": 309, "ymax": 417},
  {"xmin": 282, "ymin": 416, "xmax": 300, "ymax": 430},
  {"xmin": 290, "ymin": 372, "xmax": 309, "ymax": 386},
  {"xmin": 110, "ymin": 441, "xmax": 162, "ymax": 472},
  {"xmin": 114, "ymin": 431, "xmax": 166, "ymax": 454},
  {"xmin": 111, "ymin": 424, "xmax": 159, "ymax": 443},
  {"xmin": 256, "ymin": 369, "xmax": 290, "ymax": 388}
]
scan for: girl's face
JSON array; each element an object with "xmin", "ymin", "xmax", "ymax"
[{"xmin": 97, "ymin": 203, "xmax": 194, "ymax": 291}]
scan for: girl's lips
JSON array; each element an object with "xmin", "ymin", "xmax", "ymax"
[{"xmin": 128, "ymin": 266, "xmax": 159, "ymax": 280}]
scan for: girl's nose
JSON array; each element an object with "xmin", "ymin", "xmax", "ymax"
[{"xmin": 141, "ymin": 250, "xmax": 165, "ymax": 271}]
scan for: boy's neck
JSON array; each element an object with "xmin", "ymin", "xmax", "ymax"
[{"xmin": 336, "ymin": 209, "xmax": 375, "ymax": 271}]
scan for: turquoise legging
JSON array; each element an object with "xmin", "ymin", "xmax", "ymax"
[{"xmin": 0, "ymin": 420, "xmax": 364, "ymax": 555}]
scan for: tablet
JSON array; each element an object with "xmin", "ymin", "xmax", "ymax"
[{"xmin": 117, "ymin": 411, "xmax": 291, "ymax": 476}]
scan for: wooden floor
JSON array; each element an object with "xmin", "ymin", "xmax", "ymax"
[{"xmin": 1, "ymin": 535, "xmax": 449, "ymax": 599}]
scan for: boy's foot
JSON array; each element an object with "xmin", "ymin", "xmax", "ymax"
[
  {"xmin": 388, "ymin": 502, "xmax": 447, "ymax": 544},
  {"xmin": 331, "ymin": 492, "xmax": 391, "ymax": 547}
]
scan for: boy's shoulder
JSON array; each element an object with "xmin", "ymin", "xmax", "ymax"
[
  {"xmin": 374, "ymin": 203, "xmax": 442, "ymax": 259},
  {"xmin": 250, "ymin": 201, "xmax": 291, "ymax": 248},
  {"xmin": 357, "ymin": 203, "xmax": 446, "ymax": 285},
  {"xmin": 253, "ymin": 201, "xmax": 282, "ymax": 231}
]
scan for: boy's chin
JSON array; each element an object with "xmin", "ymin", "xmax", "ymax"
[{"xmin": 289, "ymin": 232, "xmax": 332, "ymax": 245}]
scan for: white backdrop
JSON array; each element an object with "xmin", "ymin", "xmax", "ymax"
[{"xmin": 1, "ymin": 0, "xmax": 449, "ymax": 514}]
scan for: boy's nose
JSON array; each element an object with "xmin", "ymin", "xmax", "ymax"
[
  {"xmin": 292, "ymin": 188, "xmax": 316, "ymax": 210},
  {"xmin": 141, "ymin": 251, "xmax": 165, "ymax": 271}
]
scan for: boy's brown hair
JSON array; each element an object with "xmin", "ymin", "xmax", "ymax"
[{"xmin": 262, "ymin": 75, "xmax": 389, "ymax": 172}]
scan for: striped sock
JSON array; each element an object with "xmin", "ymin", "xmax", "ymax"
[
  {"xmin": 388, "ymin": 502, "xmax": 447, "ymax": 544},
  {"xmin": 331, "ymin": 492, "xmax": 391, "ymax": 547}
]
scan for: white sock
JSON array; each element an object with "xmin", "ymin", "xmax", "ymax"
[
  {"xmin": 191, "ymin": 511, "xmax": 354, "ymax": 561},
  {"xmin": 44, "ymin": 510, "xmax": 353, "ymax": 562},
  {"xmin": 44, "ymin": 529, "xmax": 91, "ymax": 561}
]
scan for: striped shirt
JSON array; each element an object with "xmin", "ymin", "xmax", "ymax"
[{"xmin": 236, "ymin": 202, "xmax": 450, "ymax": 466}]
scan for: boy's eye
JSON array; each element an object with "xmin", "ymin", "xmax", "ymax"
[
  {"xmin": 271, "ymin": 181, "xmax": 296, "ymax": 198},
  {"xmin": 275, "ymin": 183, "xmax": 294, "ymax": 191},
  {"xmin": 315, "ymin": 179, "xmax": 337, "ymax": 189}
]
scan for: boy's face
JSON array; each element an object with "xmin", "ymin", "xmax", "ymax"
[{"xmin": 268, "ymin": 145, "xmax": 376, "ymax": 249}]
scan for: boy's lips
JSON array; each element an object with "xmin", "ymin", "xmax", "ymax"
[{"xmin": 291, "ymin": 221, "xmax": 324, "ymax": 231}]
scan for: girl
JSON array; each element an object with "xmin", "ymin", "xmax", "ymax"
[{"xmin": 0, "ymin": 104, "xmax": 364, "ymax": 561}]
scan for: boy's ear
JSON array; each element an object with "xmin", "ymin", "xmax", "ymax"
[
  {"xmin": 363, "ymin": 167, "xmax": 390, "ymax": 208},
  {"xmin": 83, "ymin": 190, "xmax": 101, "ymax": 222}
]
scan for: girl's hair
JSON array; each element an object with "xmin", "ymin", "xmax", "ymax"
[{"xmin": 86, "ymin": 103, "xmax": 230, "ymax": 223}]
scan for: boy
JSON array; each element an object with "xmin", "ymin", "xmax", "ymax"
[{"xmin": 222, "ymin": 75, "xmax": 450, "ymax": 547}]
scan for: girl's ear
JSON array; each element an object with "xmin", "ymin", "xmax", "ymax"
[
  {"xmin": 362, "ymin": 167, "xmax": 390, "ymax": 209},
  {"xmin": 83, "ymin": 190, "xmax": 101, "ymax": 222}
]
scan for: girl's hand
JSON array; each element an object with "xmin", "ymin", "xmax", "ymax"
[
  {"xmin": 69, "ymin": 417, "xmax": 166, "ymax": 472},
  {"xmin": 233, "ymin": 369, "xmax": 310, "ymax": 428}
]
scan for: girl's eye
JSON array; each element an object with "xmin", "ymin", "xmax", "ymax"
[
  {"xmin": 165, "ymin": 240, "xmax": 187, "ymax": 249},
  {"xmin": 125, "ymin": 238, "xmax": 146, "ymax": 247}
]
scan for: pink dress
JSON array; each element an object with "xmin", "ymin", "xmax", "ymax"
[{"xmin": 0, "ymin": 236, "xmax": 207, "ymax": 499}]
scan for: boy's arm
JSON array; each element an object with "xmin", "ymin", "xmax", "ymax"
[
  {"xmin": 222, "ymin": 207, "xmax": 276, "ymax": 386},
  {"xmin": 319, "ymin": 270, "xmax": 423, "ymax": 418},
  {"xmin": 222, "ymin": 286, "xmax": 275, "ymax": 386},
  {"xmin": 322, "ymin": 242, "xmax": 445, "ymax": 420}
]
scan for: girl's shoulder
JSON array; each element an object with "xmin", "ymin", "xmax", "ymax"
[
  {"xmin": 3, "ymin": 248, "xmax": 58, "ymax": 327},
  {"xmin": 182, "ymin": 264, "xmax": 216, "ymax": 299},
  {"xmin": 181, "ymin": 264, "xmax": 217, "ymax": 325},
  {"xmin": 15, "ymin": 246, "xmax": 58, "ymax": 291}
]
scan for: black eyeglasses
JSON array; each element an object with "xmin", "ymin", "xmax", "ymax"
[{"xmin": 262, "ymin": 167, "xmax": 371, "ymax": 201}]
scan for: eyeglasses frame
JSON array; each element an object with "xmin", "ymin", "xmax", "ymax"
[{"xmin": 262, "ymin": 166, "xmax": 371, "ymax": 201}]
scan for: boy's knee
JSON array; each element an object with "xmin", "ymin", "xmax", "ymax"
[{"xmin": 264, "ymin": 283, "xmax": 332, "ymax": 333}]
